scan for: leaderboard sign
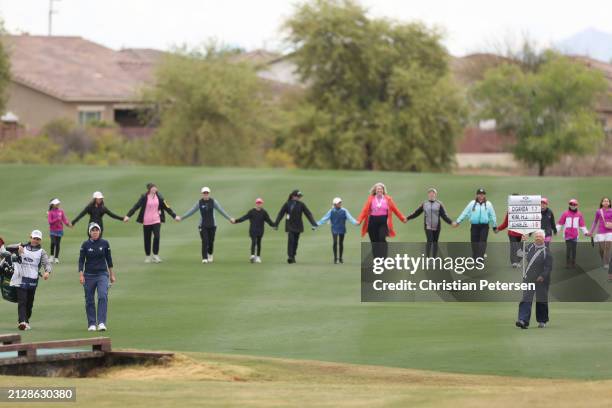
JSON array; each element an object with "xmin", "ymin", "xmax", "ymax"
[{"xmin": 508, "ymin": 195, "xmax": 541, "ymax": 234}]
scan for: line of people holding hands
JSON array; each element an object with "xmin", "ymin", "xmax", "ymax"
[{"xmin": 2, "ymin": 181, "xmax": 611, "ymax": 333}]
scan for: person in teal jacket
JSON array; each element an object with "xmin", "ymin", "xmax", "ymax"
[
  {"xmin": 453, "ymin": 188, "xmax": 498, "ymax": 259},
  {"xmin": 316, "ymin": 197, "xmax": 358, "ymax": 264}
]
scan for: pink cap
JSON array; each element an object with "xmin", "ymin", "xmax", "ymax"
[
  {"xmin": 255, "ymin": 198, "xmax": 264, "ymax": 204},
  {"xmin": 569, "ymin": 198, "xmax": 578, "ymax": 206},
  {"xmin": 541, "ymin": 197, "xmax": 549, "ymax": 204}
]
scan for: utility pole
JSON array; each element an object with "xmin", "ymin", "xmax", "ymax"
[{"xmin": 48, "ymin": 0, "xmax": 60, "ymax": 36}]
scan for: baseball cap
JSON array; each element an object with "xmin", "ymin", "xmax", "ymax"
[
  {"xmin": 92, "ymin": 191, "xmax": 104, "ymax": 199},
  {"xmin": 31, "ymin": 230, "xmax": 43, "ymax": 239},
  {"xmin": 201, "ymin": 187, "xmax": 211, "ymax": 193},
  {"xmin": 541, "ymin": 197, "xmax": 549, "ymax": 204},
  {"xmin": 50, "ymin": 198, "xmax": 61, "ymax": 205},
  {"xmin": 255, "ymin": 197, "xmax": 264, "ymax": 204},
  {"xmin": 476, "ymin": 188, "xmax": 486, "ymax": 195},
  {"xmin": 569, "ymin": 198, "xmax": 578, "ymax": 206},
  {"xmin": 332, "ymin": 197, "xmax": 342, "ymax": 205},
  {"xmin": 88, "ymin": 223, "xmax": 101, "ymax": 234},
  {"xmin": 427, "ymin": 188, "xmax": 438, "ymax": 194}
]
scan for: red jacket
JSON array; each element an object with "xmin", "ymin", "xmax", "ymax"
[
  {"xmin": 357, "ymin": 195, "xmax": 406, "ymax": 238},
  {"xmin": 497, "ymin": 212, "xmax": 523, "ymax": 237}
]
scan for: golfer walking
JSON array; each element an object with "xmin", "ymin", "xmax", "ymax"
[
  {"xmin": 72, "ymin": 192, "xmax": 123, "ymax": 237},
  {"xmin": 406, "ymin": 188, "xmax": 453, "ymax": 257},
  {"xmin": 586, "ymin": 197, "xmax": 612, "ymax": 273},
  {"xmin": 454, "ymin": 188, "xmax": 497, "ymax": 259},
  {"xmin": 124, "ymin": 183, "xmax": 180, "ymax": 263},
  {"xmin": 79, "ymin": 223, "xmax": 116, "ymax": 331},
  {"xmin": 274, "ymin": 190, "xmax": 318, "ymax": 264},
  {"xmin": 316, "ymin": 197, "xmax": 358, "ymax": 264},
  {"xmin": 357, "ymin": 183, "xmax": 407, "ymax": 259},
  {"xmin": 181, "ymin": 187, "xmax": 235, "ymax": 263},
  {"xmin": 516, "ymin": 230, "xmax": 553, "ymax": 329}
]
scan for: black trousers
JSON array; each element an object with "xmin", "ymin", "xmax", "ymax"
[
  {"xmin": 143, "ymin": 223, "xmax": 161, "ymax": 256},
  {"xmin": 509, "ymin": 235, "xmax": 522, "ymax": 264},
  {"xmin": 50, "ymin": 235, "xmax": 62, "ymax": 258},
  {"xmin": 332, "ymin": 233, "xmax": 345, "ymax": 260},
  {"xmin": 250, "ymin": 234, "xmax": 263, "ymax": 256},
  {"xmin": 17, "ymin": 287, "xmax": 36, "ymax": 323},
  {"xmin": 287, "ymin": 231, "xmax": 300, "ymax": 259},
  {"xmin": 368, "ymin": 215, "xmax": 388, "ymax": 259},
  {"xmin": 425, "ymin": 229, "xmax": 441, "ymax": 257},
  {"xmin": 566, "ymin": 239, "xmax": 577, "ymax": 264},
  {"xmin": 199, "ymin": 226, "xmax": 217, "ymax": 258},
  {"xmin": 518, "ymin": 280, "xmax": 550, "ymax": 324},
  {"xmin": 470, "ymin": 224, "xmax": 489, "ymax": 259}
]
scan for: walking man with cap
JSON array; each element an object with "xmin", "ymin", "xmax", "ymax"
[
  {"xmin": 454, "ymin": 188, "xmax": 498, "ymax": 259},
  {"xmin": 234, "ymin": 198, "xmax": 275, "ymax": 263},
  {"xmin": 10, "ymin": 230, "xmax": 52, "ymax": 330},
  {"xmin": 274, "ymin": 190, "xmax": 318, "ymax": 264},
  {"xmin": 516, "ymin": 230, "xmax": 553, "ymax": 329},
  {"xmin": 406, "ymin": 188, "xmax": 453, "ymax": 257},
  {"xmin": 181, "ymin": 187, "xmax": 235, "ymax": 263},
  {"xmin": 79, "ymin": 223, "xmax": 116, "ymax": 331},
  {"xmin": 316, "ymin": 197, "xmax": 358, "ymax": 264}
]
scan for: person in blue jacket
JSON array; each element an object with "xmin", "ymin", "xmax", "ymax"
[
  {"xmin": 78, "ymin": 223, "xmax": 116, "ymax": 332},
  {"xmin": 453, "ymin": 188, "xmax": 498, "ymax": 259},
  {"xmin": 317, "ymin": 197, "xmax": 358, "ymax": 264}
]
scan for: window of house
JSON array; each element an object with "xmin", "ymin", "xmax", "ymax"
[{"xmin": 78, "ymin": 110, "xmax": 102, "ymax": 125}]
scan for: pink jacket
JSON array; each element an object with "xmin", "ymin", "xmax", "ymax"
[
  {"xmin": 48, "ymin": 208, "xmax": 70, "ymax": 232},
  {"xmin": 590, "ymin": 208, "xmax": 612, "ymax": 235},
  {"xmin": 556, "ymin": 210, "xmax": 587, "ymax": 240}
]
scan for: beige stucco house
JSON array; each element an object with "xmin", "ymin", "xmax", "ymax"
[{"xmin": 2, "ymin": 35, "xmax": 162, "ymax": 132}]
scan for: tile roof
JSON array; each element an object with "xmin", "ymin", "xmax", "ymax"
[{"xmin": 3, "ymin": 35, "xmax": 161, "ymax": 102}]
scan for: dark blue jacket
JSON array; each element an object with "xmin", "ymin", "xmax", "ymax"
[{"xmin": 78, "ymin": 238, "xmax": 113, "ymax": 275}]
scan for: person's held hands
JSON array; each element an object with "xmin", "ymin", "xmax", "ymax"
[{"xmin": 43, "ymin": 272, "xmax": 50, "ymax": 280}]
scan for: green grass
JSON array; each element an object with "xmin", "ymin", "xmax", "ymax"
[{"xmin": 0, "ymin": 164, "xmax": 610, "ymax": 380}]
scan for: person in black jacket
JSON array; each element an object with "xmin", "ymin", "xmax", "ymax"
[
  {"xmin": 274, "ymin": 190, "xmax": 317, "ymax": 264},
  {"xmin": 234, "ymin": 198, "xmax": 275, "ymax": 263},
  {"xmin": 540, "ymin": 197, "xmax": 557, "ymax": 247},
  {"xmin": 124, "ymin": 183, "xmax": 180, "ymax": 263},
  {"xmin": 72, "ymin": 192, "xmax": 123, "ymax": 237}
]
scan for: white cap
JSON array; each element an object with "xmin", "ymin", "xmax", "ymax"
[
  {"xmin": 332, "ymin": 197, "xmax": 342, "ymax": 205},
  {"xmin": 92, "ymin": 191, "xmax": 104, "ymax": 199},
  {"xmin": 88, "ymin": 223, "xmax": 101, "ymax": 234},
  {"xmin": 50, "ymin": 198, "xmax": 61, "ymax": 205},
  {"xmin": 31, "ymin": 230, "xmax": 43, "ymax": 239},
  {"xmin": 201, "ymin": 187, "xmax": 211, "ymax": 193}
]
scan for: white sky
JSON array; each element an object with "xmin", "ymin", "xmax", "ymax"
[{"xmin": 0, "ymin": 0, "xmax": 610, "ymax": 55}]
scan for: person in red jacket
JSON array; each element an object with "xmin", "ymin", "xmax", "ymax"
[
  {"xmin": 497, "ymin": 193, "xmax": 523, "ymax": 268},
  {"xmin": 357, "ymin": 183, "xmax": 406, "ymax": 258}
]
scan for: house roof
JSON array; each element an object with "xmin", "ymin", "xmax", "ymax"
[{"xmin": 3, "ymin": 35, "xmax": 162, "ymax": 102}]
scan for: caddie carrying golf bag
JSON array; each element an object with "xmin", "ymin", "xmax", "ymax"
[{"xmin": 0, "ymin": 245, "xmax": 21, "ymax": 303}]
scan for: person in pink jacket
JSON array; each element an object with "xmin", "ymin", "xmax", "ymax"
[
  {"xmin": 47, "ymin": 198, "xmax": 72, "ymax": 264},
  {"xmin": 586, "ymin": 197, "xmax": 612, "ymax": 272},
  {"xmin": 556, "ymin": 198, "xmax": 588, "ymax": 269}
]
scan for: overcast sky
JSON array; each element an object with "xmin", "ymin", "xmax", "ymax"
[{"xmin": 0, "ymin": 0, "xmax": 610, "ymax": 55}]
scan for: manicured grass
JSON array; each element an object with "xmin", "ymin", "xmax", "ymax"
[{"xmin": 0, "ymin": 164, "xmax": 610, "ymax": 380}]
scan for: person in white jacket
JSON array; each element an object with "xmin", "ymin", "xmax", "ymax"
[{"xmin": 10, "ymin": 230, "xmax": 52, "ymax": 330}]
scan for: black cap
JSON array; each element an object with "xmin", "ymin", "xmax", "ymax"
[
  {"xmin": 290, "ymin": 189, "xmax": 303, "ymax": 197},
  {"xmin": 476, "ymin": 188, "xmax": 486, "ymax": 195}
]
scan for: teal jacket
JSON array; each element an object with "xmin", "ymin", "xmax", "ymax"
[{"xmin": 456, "ymin": 200, "xmax": 497, "ymax": 227}]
